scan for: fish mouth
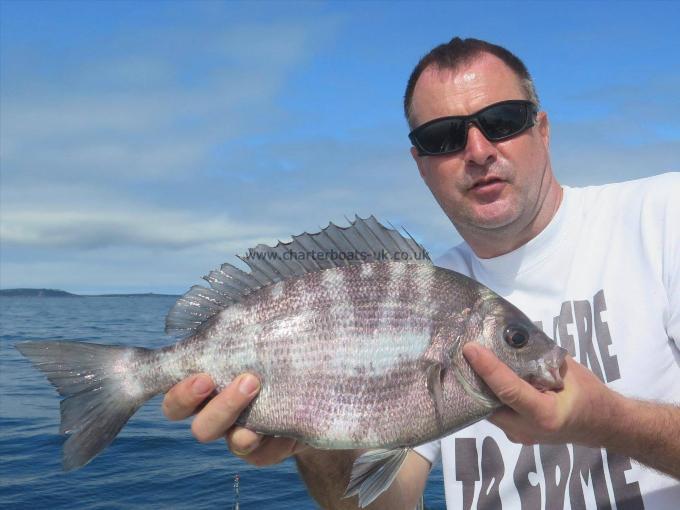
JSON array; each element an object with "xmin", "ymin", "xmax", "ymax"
[
  {"xmin": 530, "ymin": 365, "xmax": 564, "ymax": 391},
  {"xmin": 526, "ymin": 348, "xmax": 567, "ymax": 391}
]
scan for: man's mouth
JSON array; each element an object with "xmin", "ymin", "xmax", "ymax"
[
  {"xmin": 470, "ymin": 177, "xmax": 505, "ymax": 190},
  {"xmin": 468, "ymin": 177, "xmax": 507, "ymax": 201}
]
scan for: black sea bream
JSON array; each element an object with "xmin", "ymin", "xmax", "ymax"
[{"xmin": 17, "ymin": 217, "xmax": 567, "ymax": 507}]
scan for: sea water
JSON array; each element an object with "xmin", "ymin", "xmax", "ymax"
[{"xmin": 0, "ymin": 296, "xmax": 445, "ymax": 509}]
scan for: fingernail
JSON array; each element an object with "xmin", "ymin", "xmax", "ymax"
[
  {"xmin": 192, "ymin": 376, "xmax": 213, "ymax": 396},
  {"xmin": 238, "ymin": 374, "xmax": 260, "ymax": 396}
]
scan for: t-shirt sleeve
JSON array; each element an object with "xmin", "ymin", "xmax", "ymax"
[{"xmin": 413, "ymin": 439, "xmax": 441, "ymax": 466}]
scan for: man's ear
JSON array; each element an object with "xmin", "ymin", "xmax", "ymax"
[
  {"xmin": 411, "ymin": 146, "xmax": 427, "ymax": 179},
  {"xmin": 536, "ymin": 111, "xmax": 550, "ymax": 149}
]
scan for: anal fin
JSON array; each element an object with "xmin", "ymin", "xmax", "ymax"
[{"xmin": 343, "ymin": 448, "xmax": 409, "ymax": 508}]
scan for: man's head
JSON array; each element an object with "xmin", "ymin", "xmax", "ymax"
[
  {"xmin": 405, "ymin": 37, "xmax": 561, "ymax": 258},
  {"xmin": 404, "ymin": 38, "xmax": 539, "ymax": 129}
]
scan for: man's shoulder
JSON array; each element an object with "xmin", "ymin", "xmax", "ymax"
[
  {"xmin": 572, "ymin": 172, "xmax": 679, "ymax": 204},
  {"xmin": 564, "ymin": 173, "xmax": 678, "ymax": 228}
]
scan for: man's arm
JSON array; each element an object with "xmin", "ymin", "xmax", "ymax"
[
  {"xmin": 296, "ymin": 449, "xmax": 429, "ymax": 510},
  {"xmin": 161, "ymin": 373, "xmax": 430, "ymax": 509},
  {"xmin": 463, "ymin": 343, "xmax": 680, "ymax": 479}
]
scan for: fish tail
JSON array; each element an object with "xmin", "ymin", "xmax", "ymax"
[{"xmin": 16, "ymin": 340, "xmax": 159, "ymax": 471}]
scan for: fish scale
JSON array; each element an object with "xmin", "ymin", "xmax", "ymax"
[{"xmin": 16, "ymin": 216, "xmax": 567, "ymax": 508}]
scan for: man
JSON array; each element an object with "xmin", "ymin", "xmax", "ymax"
[{"xmin": 162, "ymin": 38, "xmax": 680, "ymax": 508}]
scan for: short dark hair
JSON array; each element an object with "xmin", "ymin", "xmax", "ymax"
[{"xmin": 404, "ymin": 37, "xmax": 539, "ymax": 128}]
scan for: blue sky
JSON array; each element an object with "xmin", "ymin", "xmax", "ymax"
[{"xmin": 1, "ymin": 0, "xmax": 678, "ymax": 294}]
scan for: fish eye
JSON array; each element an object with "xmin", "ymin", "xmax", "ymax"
[{"xmin": 504, "ymin": 325, "xmax": 529, "ymax": 348}]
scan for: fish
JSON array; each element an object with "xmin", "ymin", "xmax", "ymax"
[{"xmin": 16, "ymin": 216, "xmax": 567, "ymax": 507}]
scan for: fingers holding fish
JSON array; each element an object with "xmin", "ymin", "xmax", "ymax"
[
  {"xmin": 485, "ymin": 357, "xmax": 576, "ymax": 439},
  {"xmin": 462, "ymin": 343, "xmax": 554, "ymax": 409},
  {"xmin": 464, "ymin": 343, "xmax": 568, "ymax": 431},
  {"xmin": 162, "ymin": 371, "xmax": 301, "ymax": 466},
  {"xmin": 466, "ymin": 344, "xmax": 618, "ymax": 446},
  {"xmin": 191, "ymin": 373, "xmax": 261, "ymax": 443},
  {"xmin": 227, "ymin": 426, "xmax": 263, "ymax": 456},
  {"xmin": 228, "ymin": 434, "xmax": 306, "ymax": 467},
  {"xmin": 162, "ymin": 373, "xmax": 216, "ymax": 421}
]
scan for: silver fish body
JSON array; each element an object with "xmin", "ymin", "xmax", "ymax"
[
  {"xmin": 17, "ymin": 217, "xmax": 566, "ymax": 507},
  {"xmin": 153, "ymin": 261, "xmax": 562, "ymax": 449}
]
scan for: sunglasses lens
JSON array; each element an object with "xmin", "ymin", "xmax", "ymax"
[
  {"xmin": 414, "ymin": 119, "xmax": 466, "ymax": 154},
  {"xmin": 478, "ymin": 103, "xmax": 529, "ymax": 140},
  {"xmin": 410, "ymin": 101, "xmax": 535, "ymax": 155}
]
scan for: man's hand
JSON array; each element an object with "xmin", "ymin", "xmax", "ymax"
[
  {"xmin": 162, "ymin": 373, "xmax": 307, "ymax": 466},
  {"xmin": 462, "ymin": 342, "xmax": 680, "ymax": 479},
  {"xmin": 162, "ymin": 374, "xmax": 432, "ymax": 508},
  {"xmin": 462, "ymin": 343, "xmax": 617, "ymax": 447}
]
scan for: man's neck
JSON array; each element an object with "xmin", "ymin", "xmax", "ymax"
[{"xmin": 460, "ymin": 184, "xmax": 564, "ymax": 259}]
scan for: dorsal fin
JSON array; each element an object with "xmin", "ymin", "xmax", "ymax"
[{"xmin": 165, "ymin": 215, "xmax": 430, "ymax": 336}]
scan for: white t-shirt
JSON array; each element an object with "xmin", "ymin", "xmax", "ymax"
[{"xmin": 415, "ymin": 173, "xmax": 680, "ymax": 509}]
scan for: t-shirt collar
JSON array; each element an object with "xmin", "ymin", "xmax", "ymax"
[{"xmin": 468, "ymin": 186, "xmax": 574, "ymax": 281}]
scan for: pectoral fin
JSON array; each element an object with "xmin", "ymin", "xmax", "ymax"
[
  {"xmin": 344, "ymin": 448, "xmax": 409, "ymax": 508},
  {"xmin": 425, "ymin": 362, "xmax": 445, "ymax": 432}
]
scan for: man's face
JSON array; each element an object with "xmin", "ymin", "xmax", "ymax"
[{"xmin": 410, "ymin": 54, "xmax": 552, "ymax": 239}]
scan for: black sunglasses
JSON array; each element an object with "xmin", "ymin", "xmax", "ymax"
[{"xmin": 409, "ymin": 100, "xmax": 538, "ymax": 156}]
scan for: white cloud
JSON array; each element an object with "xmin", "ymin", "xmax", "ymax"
[
  {"xmin": 0, "ymin": 15, "xmax": 346, "ymax": 291},
  {"xmin": 1, "ymin": 7, "xmax": 677, "ymax": 293},
  {"xmin": 0, "ymin": 17, "xmax": 333, "ymax": 183},
  {"xmin": 1, "ymin": 207, "xmax": 278, "ymax": 250}
]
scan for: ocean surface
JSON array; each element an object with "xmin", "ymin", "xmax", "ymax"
[{"xmin": 0, "ymin": 296, "xmax": 446, "ymax": 509}]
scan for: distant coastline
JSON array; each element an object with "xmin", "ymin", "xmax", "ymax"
[{"xmin": 0, "ymin": 288, "xmax": 179, "ymax": 298}]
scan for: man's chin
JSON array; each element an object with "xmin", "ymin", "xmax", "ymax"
[{"xmin": 464, "ymin": 203, "xmax": 519, "ymax": 230}]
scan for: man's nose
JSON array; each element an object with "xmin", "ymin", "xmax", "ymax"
[{"xmin": 464, "ymin": 124, "xmax": 497, "ymax": 166}]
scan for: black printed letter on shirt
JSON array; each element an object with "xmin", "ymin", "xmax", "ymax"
[
  {"xmin": 477, "ymin": 437, "xmax": 505, "ymax": 509},
  {"xmin": 574, "ymin": 300, "xmax": 605, "ymax": 381},
  {"xmin": 513, "ymin": 445, "xmax": 541, "ymax": 510},
  {"xmin": 455, "ymin": 438, "xmax": 479, "ymax": 510},
  {"xmin": 540, "ymin": 444, "xmax": 571, "ymax": 510},
  {"xmin": 593, "ymin": 290, "xmax": 621, "ymax": 382}
]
